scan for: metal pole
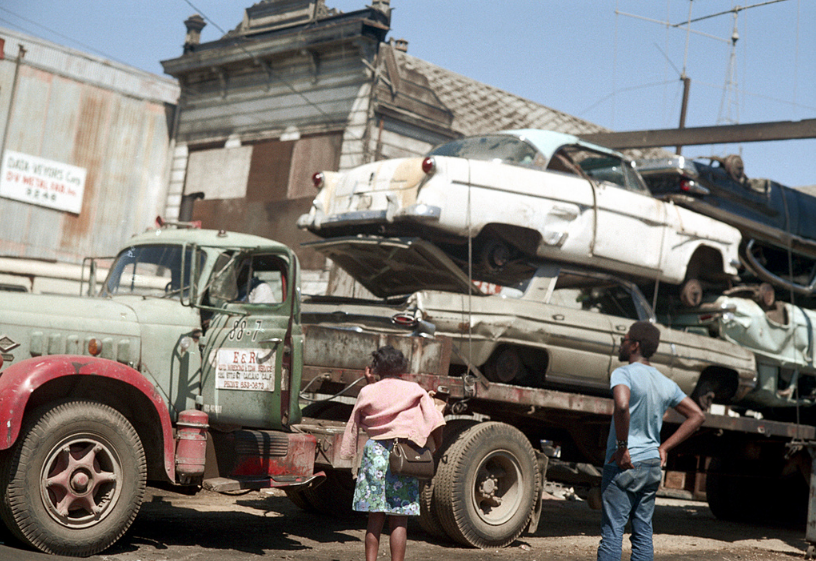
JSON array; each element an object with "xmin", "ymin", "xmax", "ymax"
[
  {"xmin": 0, "ymin": 44, "xmax": 26, "ymax": 162},
  {"xmin": 0, "ymin": 43, "xmax": 26, "ymax": 162},
  {"xmin": 676, "ymin": 75, "xmax": 691, "ymax": 155}
]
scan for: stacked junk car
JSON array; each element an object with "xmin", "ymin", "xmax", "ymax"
[
  {"xmin": 298, "ymin": 129, "xmax": 816, "ymax": 531},
  {"xmin": 3, "ymin": 129, "xmax": 816, "ymax": 557}
]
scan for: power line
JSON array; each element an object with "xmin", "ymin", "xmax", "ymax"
[
  {"xmin": 174, "ymin": 0, "xmax": 367, "ymax": 143},
  {"xmin": 0, "ymin": 6, "xmax": 128, "ymax": 66}
]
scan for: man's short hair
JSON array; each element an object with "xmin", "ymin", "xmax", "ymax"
[
  {"xmin": 629, "ymin": 321, "xmax": 660, "ymax": 358},
  {"xmin": 370, "ymin": 345, "xmax": 409, "ymax": 376}
]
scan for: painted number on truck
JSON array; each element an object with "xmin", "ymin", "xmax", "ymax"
[{"xmin": 215, "ymin": 348, "xmax": 276, "ymax": 391}]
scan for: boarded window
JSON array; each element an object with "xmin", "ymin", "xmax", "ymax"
[
  {"xmin": 185, "ymin": 146, "xmax": 253, "ymax": 200},
  {"xmin": 187, "ymin": 132, "xmax": 342, "ymax": 272}
]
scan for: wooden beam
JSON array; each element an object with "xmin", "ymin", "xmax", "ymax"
[{"xmin": 580, "ymin": 118, "xmax": 816, "ymax": 150}]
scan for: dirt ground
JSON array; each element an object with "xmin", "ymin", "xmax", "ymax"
[{"xmin": 0, "ymin": 486, "xmax": 809, "ymax": 561}]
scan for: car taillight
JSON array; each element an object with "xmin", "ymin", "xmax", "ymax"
[
  {"xmin": 680, "ymin": 178, "xmax": 692, "ymax": 192},
  {"xmin": 312, "ymin": 172, "xmax": 325, "ymax": 189},
  {"xmin": 392, "ymin": 313, "xmax": 419, "ymax": 327},
  {"xmin": 421, "ymin": 157, "xmax": 436, "ymax": 175}
]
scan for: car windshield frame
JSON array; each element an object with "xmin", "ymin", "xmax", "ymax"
[{"xmin": 428, "ymin": 134, "xmax": 547, "ymax": 170}]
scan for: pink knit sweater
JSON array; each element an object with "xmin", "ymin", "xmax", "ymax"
[{"xmin": 339, "ymin": 377, "xmax": 445, "ymax": 459}]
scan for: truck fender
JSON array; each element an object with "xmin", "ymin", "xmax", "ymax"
[{"xmin": 0, "ymin": 355, "xmax": 176, "ymax": 481}]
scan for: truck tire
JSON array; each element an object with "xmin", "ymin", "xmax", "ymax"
[
  {"xmin": 418, "ymin": 481, "xmax": 447, "ymax": 539},
  {"xmin": 432, "ymin": 422, "xmax": 539, "ymax": 548},
  {"xmin": 303, "ymin": 468, "xmax": 356, "ymax": 516},
  {"xmin": 286, "ymin": 468, "xmax": 356, "ymax": 517},
  {"xmin": 705, "ymin": 457, "xmax": 743, "ymax": 521},
  {"xmin": 417, "ymin": 419, "xmax": 476, "ymax": 540},
  {"xmin": 0, "ymin": 401, "xmax": 146, "ymax": 557},
  {"xmin": 707, "ymin": 455, "xmax": 808, "ymax": 525}
]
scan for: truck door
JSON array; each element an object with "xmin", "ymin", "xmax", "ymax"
[{"xmin": 199, "ymin": 250, "xmax": 302, "ymax": 430}]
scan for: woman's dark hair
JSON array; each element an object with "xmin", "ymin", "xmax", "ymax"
[
  {"xmin": 370, "ymin": 345, "xmax": 408, "ymax": 376},
  {"xmin": 629, "ymin": 320, "xmax": 660, "ymax": 359}
]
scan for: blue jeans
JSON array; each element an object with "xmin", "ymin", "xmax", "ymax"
[{"xmin": 597, "ymin": 459, "xmax": 662, "ymax": 561}]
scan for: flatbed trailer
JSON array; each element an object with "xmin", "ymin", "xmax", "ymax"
[{"xmin": 297, "ymin": 345, "xmax": 816, "ymax": 549}]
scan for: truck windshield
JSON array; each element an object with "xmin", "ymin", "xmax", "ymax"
[{"xmin": 102, "ymin": 244, "xmax": 202, "ymax": 297}]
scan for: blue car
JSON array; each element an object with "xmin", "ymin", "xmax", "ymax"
[{"xmin": 636, "ymin": 155, "xmax": 816, "ymax": 297}]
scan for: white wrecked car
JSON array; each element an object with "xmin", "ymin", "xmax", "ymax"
[
  {"xmin": 298, "ymin": 130, "xmax": 742, "ymax": 306},
  {"xmin": 302, "ymin": 236, "xmax": 756, "ymax": 411},
  {"xmin": 674, "ymin": 294, "xmax": 816, "ymax": 415}
]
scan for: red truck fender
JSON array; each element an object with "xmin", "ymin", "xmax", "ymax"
[{"xmin": 0, "ymin": 355, "xmax": 176, "ymax": 481}]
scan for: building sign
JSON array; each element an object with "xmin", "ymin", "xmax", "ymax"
[
  {"xmin": 215, "ymin": 348, "xmax": 276, "ymax": 391},
  {"xmin": 0, "ymin": 150, "xmax": 86, "ymax": 214}
]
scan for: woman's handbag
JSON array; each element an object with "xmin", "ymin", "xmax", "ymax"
[{"xmin": 389, "ymin": 438, "xmax": 435, "ymax": 480}]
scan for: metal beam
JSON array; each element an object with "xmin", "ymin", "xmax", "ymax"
[{"xmin": 580, "ymin": 118, "xmax": 816, "ymax": 150}]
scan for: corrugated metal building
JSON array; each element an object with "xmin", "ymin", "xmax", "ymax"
[
  {"xmin": 0, "ymin": 28, "xmax": 179, "ymax": 293},
  {"xmin": 160, "ymin": 0, "xmax": 615, "ymax": 289}
]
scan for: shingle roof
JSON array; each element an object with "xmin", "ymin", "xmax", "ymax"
[
  {"xmin": 382, "ymin": 45, "xmax": 666, "ymax": 160},
  {"xmin": 393, "ymin": 47, "xmax": 609, "ymax": 138}
]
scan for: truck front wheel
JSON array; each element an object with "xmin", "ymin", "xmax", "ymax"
[
  {"xmin": 0, "ymin": 400, "xmax": 146, "ymax": 556},
  {"xmin": 433, "ymin": 422, "xmax": 539, "ymax": 548}
]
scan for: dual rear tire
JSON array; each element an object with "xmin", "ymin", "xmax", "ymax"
[{"xmin": 422, "ymin": 422, "xmax": 540, "ymax": 548}]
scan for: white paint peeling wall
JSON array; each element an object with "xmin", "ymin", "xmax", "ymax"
[{"xmin": 339, "ymin": 82, "xmax": 374, "ymax": 170}]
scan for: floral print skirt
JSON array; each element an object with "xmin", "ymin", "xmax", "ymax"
[{"xmin": 352, "ymin": 438, "xmax": 420, "ymax": 515}]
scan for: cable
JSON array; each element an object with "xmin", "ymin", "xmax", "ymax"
[
  {"xmin": 175, "ymin": 0, "xmax": 367, "ymax": 143},
  {"xmin": 0, "ymin": 8, "xmax": 129, "ymax": 65},
  {"xmin": 299, "ymin": 375, "xmax": 366, "ymax": 402}
]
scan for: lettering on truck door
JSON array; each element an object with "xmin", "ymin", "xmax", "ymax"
[{"xmin": 199, "ymin": 252, "xmax": 292, "ymax": 430}]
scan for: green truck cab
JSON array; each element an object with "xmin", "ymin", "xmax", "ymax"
[{"xmin": 0, "ymin": 226, "xmax": 318, "ymax": 556}]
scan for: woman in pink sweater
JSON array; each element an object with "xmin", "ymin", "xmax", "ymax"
[{"xmin": 340, "ymin": 345, "xmax": 445, "ymax": 561}]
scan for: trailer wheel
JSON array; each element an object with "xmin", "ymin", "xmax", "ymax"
[
  {"xmin": 418, "ymin": 482, "xmax": 447, "ymax": 539},
  {"xmin": 433, "ymin": 422, "xmax": 539, "ymax": 548},
  {"xmin": 285, "ymin": 469, "xmax": 356, "ymax": 517},
  {"xmin": 707, "ymin": 455, "xmax": 808, "ymax": 525},
  {"xmin": 0, "ymin": 401, "xmax": 146, "ymax": 556},
  {"xmin": 705, "ymin": 457, "xmax": 744, "ymax": 521},
  {"xmin": 417, "ymin": 419, "xmax": 477, "ymax": 541},
  {"xmin": 302, "ymin": 468, "xmax": 356, "ymax": 516}
]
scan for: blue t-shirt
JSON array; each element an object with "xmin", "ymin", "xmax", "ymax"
[{"xmin": 605, "ymin": 362, "xmax": 687, "ymax": 464}]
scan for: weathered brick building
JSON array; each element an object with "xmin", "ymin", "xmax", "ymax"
[{"xmin": 160, "ymin": 0, "xmax": 608, "ymax": 285}]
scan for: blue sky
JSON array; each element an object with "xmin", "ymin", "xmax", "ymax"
[{"xmin": 3, "ymin": 0, "xmax": 814, "ymax": 186}]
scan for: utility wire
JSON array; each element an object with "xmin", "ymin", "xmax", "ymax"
[
  {"xmin": 176, "ymin": 0, "xmax": 367, "ymax": 143},
  {"xmin": 0, "ymin": 7, "xmax": 129, "ymax": 66}
]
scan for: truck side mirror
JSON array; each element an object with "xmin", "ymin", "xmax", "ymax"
[
  {"xmin": 88, "ymin": 260, "xmax": 97, "ymax": 297},
  {"xmin": 81, "ymin": 257, "xmax": 98, "ymax": 297}
]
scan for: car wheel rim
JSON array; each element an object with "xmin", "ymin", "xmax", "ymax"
[
  {"xmin": 40, "ymin": 436, "xmax": 122, "ymax": 529},
  {"xmin": 470, "ymin": 450, "xmax": 523, "ymax": 526}
]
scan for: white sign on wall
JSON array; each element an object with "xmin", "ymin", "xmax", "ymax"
[{"xmin": 0, "ymin": 150, "xmax": 87, "ymax": 214}]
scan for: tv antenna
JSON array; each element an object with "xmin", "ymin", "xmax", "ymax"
[{"xmin": 616, "ymin": 0, "xmax": 790, "ymax": 154}]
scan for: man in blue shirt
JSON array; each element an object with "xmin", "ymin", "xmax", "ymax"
[{"xmin": 597, "ymin": 321, "xmax": 705, "ymax": 561}]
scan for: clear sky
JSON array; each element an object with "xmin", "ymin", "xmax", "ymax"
[{"xmin": 2, "ymin": 0, "xmax": 814, "ymax": 187}]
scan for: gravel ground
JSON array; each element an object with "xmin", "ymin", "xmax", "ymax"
[{"xmin": 0, "ymin": 486, "xmax": 808, "ymax": 561}]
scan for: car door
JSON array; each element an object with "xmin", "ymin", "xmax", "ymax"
[
  {"xmin": 564, "ymin": 149, "xmax": 665, "ymax": 274},
  {"xmin": 199, "ymin": 249, "xmax": 300, "ymax": 430},
  {"xmin": 542, "ymin": 273, "xmax": 617, "ymax": 393},
  {"xmin": 593, "ymin": 184, "xmax": 666, "ymax": 270}
]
